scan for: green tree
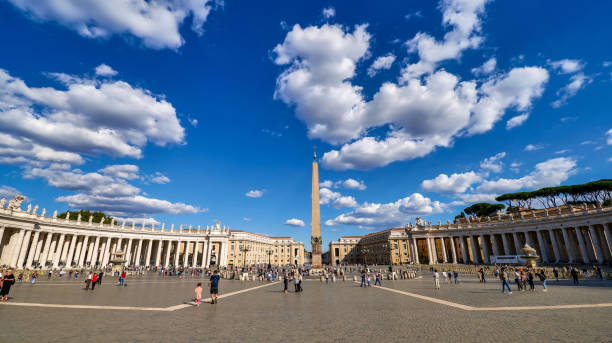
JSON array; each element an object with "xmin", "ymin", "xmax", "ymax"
[
  {"xmin": 57, "ymin": 209, "xmax": 115, "ymax": 224},
  {"xmin": 463, "ymin": 203, "xmax": 505, "ymax": 218}
]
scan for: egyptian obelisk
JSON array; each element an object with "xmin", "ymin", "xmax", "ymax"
[{"xmin": 311, "ymin": 150, "xmax": 322, "ymax": 268}]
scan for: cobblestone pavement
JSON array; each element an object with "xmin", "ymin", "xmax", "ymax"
[{"xmin": 1, "ymin": 275, "xmax": 611, "ymax": 343}]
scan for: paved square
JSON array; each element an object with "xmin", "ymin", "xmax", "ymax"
[{"xmin": 1, "ymin": 274, "xmax": 612, "ymax": 342}]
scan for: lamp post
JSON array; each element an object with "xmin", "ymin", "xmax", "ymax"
[
  {"xmin": 266, "ymin": 249, "xmax": 273, "ymax": 270},
  {"xmin": 240, "ymin": 245, "xmax": 251, "ymax": 270}
]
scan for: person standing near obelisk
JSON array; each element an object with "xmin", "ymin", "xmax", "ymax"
[{"xmin": 311, "ymin": 149, "xmax": 322, "ymax": 269}]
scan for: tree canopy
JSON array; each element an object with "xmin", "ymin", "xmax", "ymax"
[
  {"xmin": 57, "ymin": 210, "xmax": 114, "ymax": 225},
  {"xmin": 463, "ymin": 203, "xmax": 505, "ymax": 217},
  {"xmin": 495, "ymin": 179, "xmax": 612, "ymax": 209}
]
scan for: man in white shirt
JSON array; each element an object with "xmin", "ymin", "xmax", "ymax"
[{"xmin": 433, "ymin": 270, "xmax": 440, "ymax": 290}]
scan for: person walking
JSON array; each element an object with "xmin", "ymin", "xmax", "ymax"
[
  {"xmin": 97, "ymin": 271, "xmax": 104, "ymax": 285},
  {"xmin": 194, "ymin": 283, "xmax": 202, "ymax": 306},
  {"xmin": 367, "ymin": 273, "xmax": 372, "ymax": 287},
  {"xmin": 119, "ymin": 271, "xmax": 126, "ymax": 286},
  {"xmin": 520, "ymin": 269, "xmax": 527, "ymax": 291},
  {"xmin": 447, "ymin": 271, "xmax": 453, "ymax": 285},
  {"xmin": 31, "ymin": 271, "xmax": 37, "ymax": 284},
  {"xmin": 479, "ymin": 268, "xmax": 486, "ymax": 283},
  {"xmin": 538, "ymin": 269, "xmax": 547, "ymax": 292},
  {"xmin": 453, "ymin": 271, "xmax": 459, "ymax": 284},
  {"xmin": 500, "ymin": 268, "xmax": 512, "ymax": 294},
  {"xmin": 85, "ymin": 272, "xmax": 92, "ymax": 290},
  {"xmin": 571, "ymin": 267, "xmax": 579, "ymax": 285},
  {"xmin": 526, "ymin": 270, "xmax": 535, "ymax": 292},
  {"xmin": 209, "ymin": 270, "xmax": 220, "ymax": 304},
  {"xmin": 0, "ymin": 270, "xmax": 16, "ymax": 301},
  {"xmin": 433, "ymin": 269, "xmax": 440, "ymax": 290},
  {"xmin": 91, "ymin": 273, "xmax": 98, "ymax": 291},
  {"xmin": 374, "ymin": 272, "xmax": 382, "ymax": 286},
  {"xmin": 360, "ymin": 271, "xmax": 367, "ymax": 287},
  {"xmin": 514, "ymin": 269, "xmax": 522, "ymax": 291},
  {"xmin": 283, "ymin": 273, "xmax": 289, "ymax": 294}
]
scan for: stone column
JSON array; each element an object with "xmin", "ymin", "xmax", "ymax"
[
  {"xmin": 411, "ymin": 238, "xmax": 419, "ymax": 264},
  {"xmin": 479, "ymin": 234, "xmax": 490, "ymax": 263},
  {"xmin": 89, "ymin": 236, "xmax": 101, "ymax": 267},
  {"xmin": 603, "ymin": 224, "xmax": 612, "ymax": 260},
  {"xmin": 0, "ymin": 226, "xmax": 4, "ymax": 248},
  {"xmin": 16, "ymin": 229, "xmax": 32, "ymax": 268},
  {"xmin": 52, "ymin": 233, "xmax": 66, "ymax": 268},
  {"xmin": 491, "ymin": 234, "xmax": 501, "ymax": 257},
  {"xmin": 78, "ymin": 236, "xmax": 89, "ymax": 267},
  {"xmin": 221, "ymin": 241, "xmax": 228, "ymax": 267},
  {"xmin": 470, "ymin": 236, "xmax": 480, "ymax": 264},
  {"xmin": 589, "ymin": 225, "xmax": 604, "ymax": 264},
  {"xmin": 206, "ymin": 241, "xmax": 213, "ymax": 268},
  {"xmin": 459, "ymin": 236, "xmax": 468, "ymax": 263},
  {"xmin": 102, "ymin": 237, "xmax": 112, "ymax": 266},
  {"xmin": 73, "ymin": 236, "xmax": 83, "ymax": 265},
  {"xmin": 512, "ymin": 232, "xmax": 522, "ymax": 256},
  {"xmin": 97, "ymin": 240, "xmax": 106, "ymax": 267},
  {"xmin": 549, "ymin": 230, "xmax": 562, "ymax": 263},
  {"xmin": 574, "ymin": 227, "xmax": 590, "ymax": 263},
  {"xmin": 536, "ymin": 230, "xmax": 550, "ymax": 263},
  {"xmin": 439, "ymin": 237, "xmax": 448, "ymax": 263},
  {"xmin": 26, "ymin": 231, "xmax": 40, "ymax": 268},
  {"xmin": 449, "ymin": 236, "xmax": 457, "ymax": 264},
  {"xmin": 561, "ymin": 228, "xmax": 575, "ymax": 262},
  {"xmin": 501, "ymin": 233, "xmax": 518, "ymax": 255},
  {"xmin": 426, "ymin": 238, "xmax": 434, "ymax": 265},
  {"xmin": 193, "ymin": 241, "xmax": 199, "ymax": 267},
  {"xmin": 135, "ymin": 239, "xmax": 143, "ymax": 266},
  {"xmin": 145, "ymin": 240, "xmax": 153, "ymax": 266},
  {"xmin": 182, "ymin": 241, "xmax": 190, "ymax": 267},
  {"xmin": 115, "ymin": 238, "xmax": 123, "ymax": 252},
  {"xmin": 125, "ymin": 238, "xmax": 134, "ymax": 266},
  {"xmin": 174, "ymin": 241, "xmax": 181, "ymax": 267},
  {"xmin": 9, "ymin": 229, "xmax": 25, "ymax": 267},
  {"xmin": 164, "ymin": 240, "xmax": 172, "ymax": 267},
  {"xmin": 65, "ymin": 234, "xmax": 78, "ymax": 268},
  {"xmin": 155, "ymin": 240, "xmax": 163, "ymax": 266},
  {"xmin": 33, "ymin": 233, "xmax": 45, "ymax": 266},
  {"xmin": 40, "ymin": 232, "xmax": 54, "ymax": 267},
  {"xmin": 60, "ymin": 237, "xmax": 71, "ymax": 264}
]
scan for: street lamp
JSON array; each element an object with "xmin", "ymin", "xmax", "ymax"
[
  {"xmin": 266, "ymin": 249, "xmax": 273, "ymax": 270},
  {"xmin": 240, "ymin": 245, "xmax": 251, "ymax": 270}
]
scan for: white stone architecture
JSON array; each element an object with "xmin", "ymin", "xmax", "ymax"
[{"xmin": 0, "ymin": 197, "xmax": 304, "ymax": 269}]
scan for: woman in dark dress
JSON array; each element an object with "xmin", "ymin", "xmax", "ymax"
[{"xmin": 1, "ymin": 270, "xmax": 16, "ymax": 301}]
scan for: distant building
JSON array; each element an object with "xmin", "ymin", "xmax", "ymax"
[{"xmin": 328, "ymin": 228, "xmax": 412, "ymax": 265}]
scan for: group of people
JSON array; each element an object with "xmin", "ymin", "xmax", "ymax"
[
  {"xmin": 432, "ymin": 270, "xmax": 460, "ymax": 289},
  {"xmin": 498, "ymin": 267, "xmax": 548, "ymax": 293},
  {"xmin": 283, "ymin": 271, "xmax": 303, "ymax": 293},
  {"xmin": 194, "ymin": 270, "xmax": 220, "ymax": 306}
]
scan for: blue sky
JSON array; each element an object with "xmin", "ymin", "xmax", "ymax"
[{"xmin": 0, "ymin": 0, "xmax": 611, "ymax": 251}]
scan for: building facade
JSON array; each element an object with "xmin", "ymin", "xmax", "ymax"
[
  {"xmin": 0, "ymin": 201, "xmax": 304, "ymax": 269},
  {"xmin": 328, "ymin": 203, "xmax": 612, "ymax": 266}
]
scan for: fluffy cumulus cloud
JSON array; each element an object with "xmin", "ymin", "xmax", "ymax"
[
  {"xmin": 274, "ymin": 0, "xmax": 549, "ymax": 170},
  {"xmin": 0, "ymin": 67, "xmax": 185, "ymax": 167},
  {"xmin": 547, "ymin": 59, "xmax": 590, "ymax": 108},
  {"xmin": 22, "ymin": 164, "xmax": 201, "ymax": 216},
  {"xmin": 342, "ymin": 178, "xmax": 366, "ymax": 190},
  {"xmin": 477, "ymin": 157, "xmax": 577, "ymax": 193},
  {"xmin": 479, "ymin": 152, "xmax": 506, "ymax": 173},
  {"xmin": 0, "ymin": 185, "xmax": 25, "ymax": 200},
  {"xmin": 607, "ymin": 129, "xmax": 612, "ymax": 145},
  {"xmin": 322, "ymin": 7, "xmax": 335, "ymax": 19},
  {"xmin": 367, "ymin": 54, "xmax": 396, "ymax": 77},
  {"xmin": 325, "ymin": 193, "xmax": 444, "ymax": 228},
  {"xmin": 319, "ymin": 187, "xmax": 341, "ymax": 205},
  {"xmin": 421, "ymin": 171, "xmax": 481, "ymax": 194},
  {"xmin": 524, "ymin": 144, "xmax": 542, "ymax": 151},
  {"xmin": 7, "ymin": 0, "xmax": 217, "ymax": 49},
  {"xmin": 245, "ymin": 189, "xmax": 264, "ymax": 198},
  {"xmin": 145, "ymin": 172, "xmax": 171, "ymax": 184},
  {"xmin": 549, "ymin": 59, "xmax": 583, "ymax": 74},
  {"xmin": 94, "ymin": 64, "xmax": 117, "ymax": 76},
  {"xmin": 471, "ymin": 57, "xmax": 496, "ymax": 76},
  {"xmin": 284, "ymin": 218, "xmax": 305, "ymax": 227},
  {"xmin": 506, "ymin": 113, "xmax": 529, "ymax": 129},
  {"xmin": 333, "ymin": 195, "xmax": 358, "ymax": 209}
]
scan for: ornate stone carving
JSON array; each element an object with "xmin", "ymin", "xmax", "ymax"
[
  {"xmin": 27, "ymin": 204, "xmax": 32, "ymax": 213},
  {"xmin": 32, "ymin": 205, "xmax": 38, "ymax": 215},
  {"xmin": 7, "ymin": 195, "xmax": 25, "ymax": 211},
  {"xmin": 0, "ymin": 198, "xmax": 5, "ymax": 208},
  {"xmin": 77, "ymin": 213, "xmax": 81, "ymax": 222},
  {"xmin": 41, "ymin": 208, "xmax": 46, "ymax": 217},
  {"xmin": 53, "ymin": 210, "xmax": 58, "ymax": 219}
]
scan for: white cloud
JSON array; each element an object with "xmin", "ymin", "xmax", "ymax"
[
  {"xmin": 322, "ymin": 7, "xmax": 335, "ymax": 19},
  {"xmin": 57, "ymin": 193, "xmax": 203, "ymax": 217},
  {"xmin": 549, "ymin": 59, "xmax": 583, "ymax": 74},
  {"xmin": 245, "ymin": 190, "xmax": 264, "ymax": 198},
  {"xmin": 319, "ymin": 187, "xmax": 341, "ymax": 205},
  {"xmin": 325, "ymin": 193, "xmax": 444, "ymax": 228},
  {"xmin": 189, "ymin": 118, "xmax": 198, "ymax": 127},
  {"xmin": 524, "ymin": 144, "xmax": 542, "ymax": 151},
  {"xmin": 113, "ymin": 216, "xmax": 160, "ymax": 225},
  {"xmin": 0, "ymin": 67, "xmax": 185, "ymax": 167},
  {"xmin": 367, "ymin": 54, "xmax": 396, "ymax": 77},
  {"xmin": 554, "ymin": 149, "xmax": 570, "ymax": 155},
  {"xmin": 99, "ymin": 164, "xmax": 139, "ymax": 180},
  {"xmin": 404, "ymin": 11, "xmax": 423, "ymax": 20},
  {"xmin": 94, "ymin": 64, "xmax": 117, "ymax": 76},
  {"xmin": 449, "ymin": 192, "xmax": 498, "ymax": 206},
  {"xmin": 274, "ymin": 1, "xmax": 548, "ymax": 171},
  {"xmin": 342, "ymin": 178, "xmax": 366, "ymax": 190},
  {"xmin": 319, "ymin": 180, "xmax": 333, "ymax": 188},
  {"xmin": 551, "ymin": 72, "xmax": 592, "ymax": 108},
  {"xmin": 479, "ymin": 152, "xmax": 506, "ymax": 173},
  {"xmin": 242, "ymin": 217, "xmax": 251, "ymax": 222},
  {"xmin": 471, "ymin": 57, "xmax": 496, "ymax": 76},
  {"xmin": 284, "ymin": 218, "xmax": 305, "ymax": 227},
  {"xmin": 603, "ymin": 61, "xmax": 612, "ymax": 67},
  {"xmin": 506, "ymin": 113, "xmax": 529, "ymax": 129},
  {"xmin": 332, "ymin": 195, "xmax": 358, "ymax": 209},
  {"xmin": 7, "ymin": 0, "xmax": 217, "ymax": 49},
  {"xmin": 421, "ymin": 171, "xmax": 481, "ymax": 194},
  {"xmin": 607, "ymin": 129, "xmax": 612, "ymax": 145},
  {"xmin": 147, "ymin": 172, "xmax": 170, "ymax": 184},
  {"xmin": 477, "ymin": 157, "xmax": 577, "ymax": 193}
]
